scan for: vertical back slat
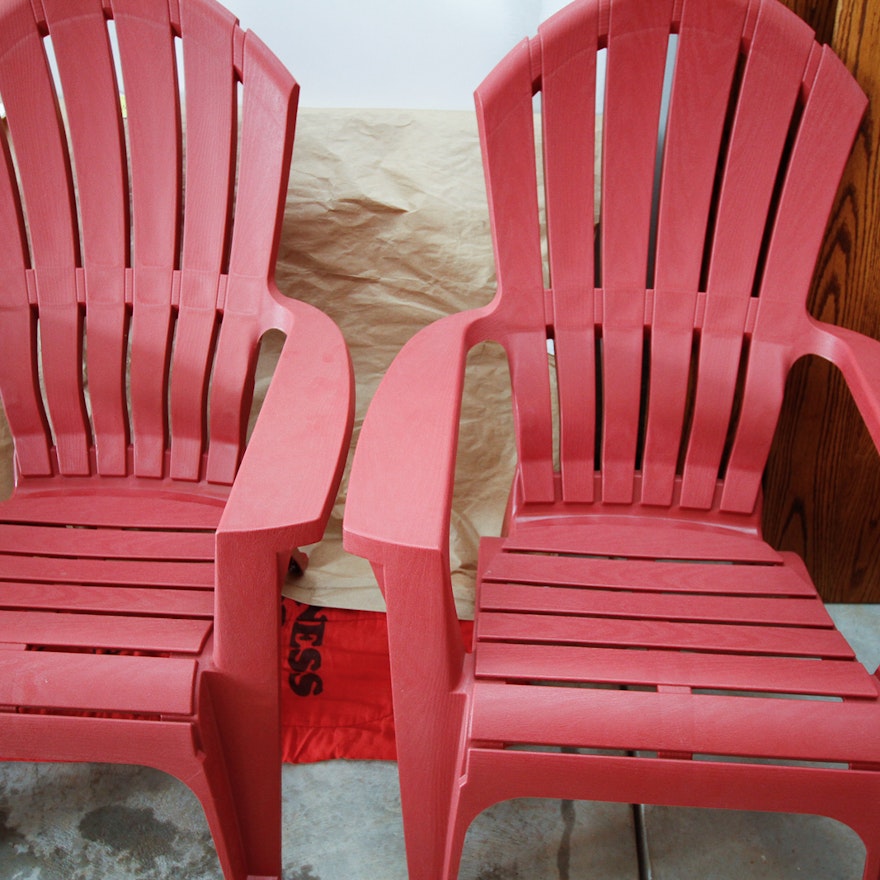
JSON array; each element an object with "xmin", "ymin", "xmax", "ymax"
[
  {"xmin": 221, "ymin": 31, "xmax": 291, "ymax": 289},
  {"xmin": 539, "ymin": 2, "xmax": 599, "ymax": 503},
  {"xmin": 169, "ymin": 0, "xmax": 238, "ymax": 481},
  {"xmin": 0, "ymin": 1, "xmax": 90, "ymax": 475},
  {"xmin": 601, "ymin": 0, "xmax": 673, "ymax": 289},
  {"xmin": 641, "ymin": 0, "xmax": 747, "ymax": 506},
  {"xmin": 180, "ymin": 0, "xmax": 237, "ymax": 276},
  {"xmin": 475, "ymin": 39, "xmax": 555, "ymax": 504},
  {"xmin": 721, "ymin": 46, "xmax": 867, "ymax": 513},
  {"xmin": 679, "ymin": 0, "xmax": 814, "ymax": 509},
  {"xmin": 207, "ymin": 29, "xmax": 296, "ymax": 484},
  {"xmin": 113, "ymin": 0, "xmax": 182, "ymax": 477},
  {"xmin": 44, "ymin": 0, "xmax": 130, "ymax": 477},
  {"xmin": 0, "ymin": 104, "xmax": 53, "ymax": 476},
  {"xmin": 599, "ymin": 0, "xmax": 672, "ymax": 503}
]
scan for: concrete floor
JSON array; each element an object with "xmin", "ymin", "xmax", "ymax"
[{"xmin": 1, "ymin": 605, "xmax": 878, "ymax": 880}]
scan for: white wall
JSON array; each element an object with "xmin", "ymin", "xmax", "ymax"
[{"xmin": 224, "ymin": 1, "xmax": 570, "ymax": 109}]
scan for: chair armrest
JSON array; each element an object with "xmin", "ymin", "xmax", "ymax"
[
  {"xmin": 217, "ymin": 298, "xmax": 354, "ymax": 552},
  {"xmin": 343, "ymin": 310, "xmax": 483, "ymax": 565},
  {"xmin": 811, "ymin": 319, "xmax": 880, "ymax": 454},
  {"xmin": 343, "ymin": 308, "xmax": 489, "ymax": 679}
]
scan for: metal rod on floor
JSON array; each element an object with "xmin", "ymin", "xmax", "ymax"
[{"xmin": 632, "ymin": 803, "xmax": 654, "ymax": 880}]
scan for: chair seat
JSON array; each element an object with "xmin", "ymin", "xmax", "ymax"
[
  {"xmin": 473, "ymin": 529, "xmax": 880, "ymax": 766},
  {"xmin": 0, "ymin": 499, "xmax": 218, "ymax": 718}
]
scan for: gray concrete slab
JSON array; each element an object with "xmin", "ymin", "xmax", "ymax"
[{"xmin": 643, "ymin": 806, "xmax": 865, "ymax": 880}]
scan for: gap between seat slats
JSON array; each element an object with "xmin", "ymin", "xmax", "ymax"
[
  {"xmin": 474, "ymin": 643, "xmax": 879, "ymax": 700},
  {"xmin": 469, "ymin": 683, "xmax": 880, "ymax": 765},
  {"xmin": 0, "ymin": 651, "xmax": 197, "ymax": 716}
]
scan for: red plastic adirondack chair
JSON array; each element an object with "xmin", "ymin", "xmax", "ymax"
[
  {"xmin": 343, "ymin": 0, "xmax": 880, "ymax": 877},
  {"xmin": 0, "ymin": 0, "xmax": 353, "ymax": 878}
]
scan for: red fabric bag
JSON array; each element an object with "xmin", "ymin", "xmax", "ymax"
[
  {"xmin": 281, "ymin": 599, "xmax": 397, "ymax": 763},
  {"xmin": 280, "ymin": 598, "xmax": 473, "ymax": 763}
]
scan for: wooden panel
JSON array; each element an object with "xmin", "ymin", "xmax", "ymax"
[
  {"xmin": 780, "ymin": 0, "xmax": 837, "ymax": 44},
  {"xmin": 765, "ymin": 0, "xmax": 880, "ymax": 601}
]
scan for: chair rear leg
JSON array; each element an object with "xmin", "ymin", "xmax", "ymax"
[{"xmin": 394, "ymin": 698, "xmax": 470, "ymax": 880}]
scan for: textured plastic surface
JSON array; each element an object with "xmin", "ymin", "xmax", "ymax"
[
  {"xmin": 0, "ymin": 1, "xmax": 354, "ymax": 877},
  {"xmin": 343, "ymin": 1, "xmax": 880, "ymax": 878}
]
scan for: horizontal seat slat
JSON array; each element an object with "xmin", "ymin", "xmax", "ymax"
[
  {"xmin": 0, "ymin": 523, "xmax": 215, "ymax": 561},
  {"xmin": 0, "ymin": 581, "xmax": 213, "ymax": 617},
  {"xmin": 474, "ymin": 642, "xmax": 879, "ymax": 698},
  {"xmin": 0, "ymin": 493, "xmax": 224, "ymax": 530},
  {"xmin": 479, "ymin": 582, "xmax": 833, "ymax": 628},
  {"xmin": 0, "ymin": 554, "xmax": 214, "ymax": 588},
  {"xmin": 478, "ymin": 612, "xmax": 855, "ymax": 659},
  {"xmin": 471, "ymin": 681, "xmax": 880, "ymax": 765},
  {"xmin": 481, "ymin": 552, "xmax": 814, "ymax": 596},
  {"xmin": 502, "ymin": 523, "xmax": 783, "ymax": 563},
  {"xmin": 0, "ymin": 651, "xmax": 197, "ymax": 715},
  {"xmin": 0, "ymin": 610, "xmax": 211, "ymax": 654}
]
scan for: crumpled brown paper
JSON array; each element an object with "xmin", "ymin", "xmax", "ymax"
[{"xmin": 276, "ymin": 109, "xmax": 518, "ymax": 617}]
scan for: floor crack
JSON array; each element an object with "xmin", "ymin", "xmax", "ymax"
[{"xmin": 557, "ymin": 799, "xmax": 576, "ymax": 880}]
